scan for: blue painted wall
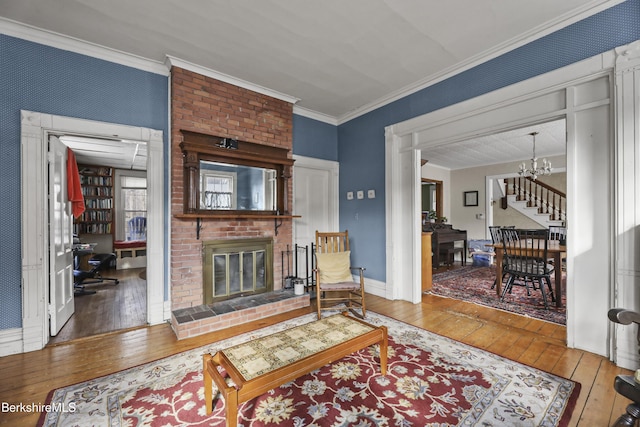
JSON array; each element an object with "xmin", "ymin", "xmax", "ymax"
[
  {"xmin": 1, "ymin": 0, "xmax": 638, "ymax": 332},
  {"xmin": 0, "ymin": 35, "xmax": 168, "ymax": 330},
  {"xmin": 292, "ymin": 114, "xmax": 339, "ymax": 161},
  {"xmin": 338, "ymin": 0, "xmax": 640, "ymax": 281}
]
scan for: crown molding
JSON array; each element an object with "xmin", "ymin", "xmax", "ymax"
[
  {"xmin": 165, "ymin": 56, "xmax": 300, "ymax": 106},
  {"xmin": 0, "ymin": 17, "xmax": 169, "ymax": 76},
  {"xmin": 336, "ymin": 0, "xmax": 627, "ymax": 125},
  {"xmin": 292, "ymin": 106, "xmax": 338, "ymax": 125}
]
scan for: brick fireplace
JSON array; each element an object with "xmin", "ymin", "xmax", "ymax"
[{"xmin": 170, "ymin": 67, "xmax": 306, "ymax": 337}]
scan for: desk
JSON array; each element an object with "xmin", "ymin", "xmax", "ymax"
[{"xmin": 491, "ymin": 241, "xmax": 566, "ymax": 308}]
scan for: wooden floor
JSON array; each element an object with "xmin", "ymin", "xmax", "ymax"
[
  {"xmin": 48, "ymin": 267, "xmax": 147, "ymax": 345},
  {"xmin": 0, "ymin": 292, "xmax": 634, "ymax": 426}
]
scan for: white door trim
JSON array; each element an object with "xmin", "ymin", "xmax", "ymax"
[
  {"xmin": 18, "ymin": 111, "xmax": 165, "ymax": 354},
  {"xmin": 385, "ymin": 46, "xmax": 621, "ymax": 358}
]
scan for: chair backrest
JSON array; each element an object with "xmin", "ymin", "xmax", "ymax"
[
  {"xmin": 488, "ymin": 226, "xmax": 502, "ymax": 244},
  {"xmin": 490, "ymin": 225, "xmax": 516, "ymax": 244},
  {"xmin": 501, "ymin": 228, "xmax": 551, "ymax": 275},
  {"xmin": 548, "ymin": 226, "xmax": 566, "ymax": 241},
  {"xmin": 128, "ymin": 216, "xmax": 147, "ymax": 241},
  {"xmin": 501, "ymin": 226, "xmax": 519, "ymax": 243},
  {"xmin": 316, "ymin": 230, "xmax": 350, "ymax": 254}
]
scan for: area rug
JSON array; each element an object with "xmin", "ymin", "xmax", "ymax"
[
  {"xmin": 39, "ymin": 311, "xmax": 579, "ymax": 426},
  {"xmin": 430, "ymin": 266, "xmax": 566, "ymax": 325}
]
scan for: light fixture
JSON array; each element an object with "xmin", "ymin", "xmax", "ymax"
[{"xmin": 518, "ymin": 131, "xmax": 551, "ymax": 180}]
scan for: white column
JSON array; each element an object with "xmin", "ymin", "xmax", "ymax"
[{"xmin": 612, "ymin": 40, "xmax": 640, "ymax": 370}]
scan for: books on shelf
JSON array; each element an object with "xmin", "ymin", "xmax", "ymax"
[{"xmin": 73, "ymin": 165, "xmax": 114, "ymax": 235}]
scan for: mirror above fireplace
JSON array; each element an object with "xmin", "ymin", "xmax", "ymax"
[{"xmin": 179, "ymin": 130, "xmax": 294, "ymax": 217}]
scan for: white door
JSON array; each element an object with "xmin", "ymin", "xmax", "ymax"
[
  {"xmin": 49, "ymin": 136, "xmax": 75, "ymax": 335},
  {"xmin": 293, "ymin": 157, "xmax": 339, "ymax": 281}
]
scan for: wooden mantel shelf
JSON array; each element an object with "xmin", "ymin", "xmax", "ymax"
[
  {"xmin": 174, "ymin": 213, "xmax": 300, "ymax": 220},
  {"xmin": 173, "ymin": 213, "xmax": 301, "ymax": 238}
]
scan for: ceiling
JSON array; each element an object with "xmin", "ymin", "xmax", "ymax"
[
  {"xmin": 422, "ymin": 119, "xmax": 566, "ymax": 170},
  {"xmin": 60, "ymin": 135, "xmax": 147, "ymax": 170},
  {"xmin": 1, "ymin": 1, "xmax": 608, "ymax": 169},
  {"xmin": 0, "ymin": 0, "xmax": 622, "ymax": 120}
]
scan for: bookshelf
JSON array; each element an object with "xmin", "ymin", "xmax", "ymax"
[{"xmin": 74, "ymin": 165, "xmax": 113, "ymax": 235}]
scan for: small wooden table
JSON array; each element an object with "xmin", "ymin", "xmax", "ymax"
[
  {"xmin": 203, "ymin": 312, "xmax": 388, "ymax": 427},
  {"xmin": 491, "ymin": 241, "xmax": 566, "ymax": 308}
]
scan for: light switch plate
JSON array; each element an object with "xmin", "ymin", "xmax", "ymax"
[
  {"xmin": 367, "ymin": 189, "xmax": 376, "ymax": 199},
  {"xmin": 346, "ymin": 191, "xmax": 354, "ymax": 200},
  {"xmin": 357, "ymin": 190, "xmax": 364, "ymax": 199}
]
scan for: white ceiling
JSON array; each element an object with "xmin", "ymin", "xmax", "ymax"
[
  {"xmin": 0, "ymin": 0, "xmax": 622, "ymax": 120},
  {"xmin": 60, "ymin": 135, "xmax": 147, "ymax": 170},
  {"xmin": 422, "ymin": 119, "xmax": 566, "ymax": 170},
  {"xmin": 1, "ymin": 1, "xmax": 606, "ymax": 169}
]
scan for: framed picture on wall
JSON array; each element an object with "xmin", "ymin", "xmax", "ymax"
[{"xmin": 464, "ymin": 191, "xmax": 478, "ymax": 207}]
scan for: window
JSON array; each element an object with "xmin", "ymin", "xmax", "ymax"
[
  {"xmin": 200, "ymin": 170, "xmax": 236, "ymax": 209},
  {"xmin": 116, "ymin": 171, "xmax": 147, "ymax": 240}
]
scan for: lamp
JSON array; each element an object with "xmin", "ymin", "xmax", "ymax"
[{"xmin": 518, "ymin": 131, "xmax": 551, "ymax": 180}]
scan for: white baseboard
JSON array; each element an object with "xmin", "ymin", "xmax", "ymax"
[
  {"xmin": 364, "ymin": 277, "xmax": 387, "ymax": 298},
  {"xmin": 0, "ymin": 328, "xmax": 24, "ymax": 357}
]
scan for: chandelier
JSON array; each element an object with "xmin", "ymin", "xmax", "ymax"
[{"xmin": 518, "ymin": 131, "xmax": 551, "ymax": 180}]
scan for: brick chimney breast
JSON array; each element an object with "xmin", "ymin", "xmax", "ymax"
[{"xmin": 170, "ymin": 67, "xmax": 294, "ymax": 309}]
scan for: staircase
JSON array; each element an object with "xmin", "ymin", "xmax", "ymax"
[{"xmin": 502, "ymin": 177, "xmax": 565, "ymax": 227}]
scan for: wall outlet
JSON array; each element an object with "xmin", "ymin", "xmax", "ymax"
[
  {"xmin": 357, "ymin": 190, "xmax": 364, "ymax": 199},
  {"xmin": 346, "ymin": 191, "xmax": 354, "ymax": 200},
  {"xmin": 367, "ymin": 189, "xmax": 376, "ymax": 199}
]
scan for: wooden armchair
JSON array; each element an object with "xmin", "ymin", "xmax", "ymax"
[
  {"xmin": 314, "ymin": 230, "xmax": 366, "ymax": 319},
  {"xmin": 608, "ymin": 308, "xmax": 640, "ymax": 426}
]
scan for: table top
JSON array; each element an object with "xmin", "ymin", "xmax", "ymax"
[{"xmin": 221, "ymin": 314, "xmax": 376, "ymax": 381}]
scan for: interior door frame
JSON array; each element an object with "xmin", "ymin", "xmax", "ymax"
[
  {"xmin": 20, "ymin": 111, "xmax": 166, "ymax": 352},
  {"xmin": 385, "ymin": 46, "xmax": 623, "ymax": 359}
]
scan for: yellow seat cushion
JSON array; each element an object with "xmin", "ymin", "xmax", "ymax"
[{"xmin": 316, "ymin": 251, "xmax": 354, "ymax": 283}]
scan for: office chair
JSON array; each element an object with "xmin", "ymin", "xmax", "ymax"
[{"xmin": 73, "ymin": 253, "xmax": 119, "ymax": 296}]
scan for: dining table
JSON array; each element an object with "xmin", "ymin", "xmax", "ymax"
[{"xmin": 490, "ymin": 241, "xmax": 566, "ymax": 308}]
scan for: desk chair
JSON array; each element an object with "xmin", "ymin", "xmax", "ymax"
[{"xmin": 73, "ymin": 253, "xmax": 119, "ymax": 296}]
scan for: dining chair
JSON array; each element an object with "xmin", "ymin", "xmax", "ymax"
[
  {"xmin": 548, "ymin": 225, "xmax": 567, "ymax": 269},
  {"xmin": 500, "ymin": 228, "xmax": 555, "ymax": 309},
  {"xmin": 314, "ymin": 230, "xmax": 366, "ymax": 319},
  {"xmin": 489, "ymin": 225, "xmax": 515, "ymax": 290}
]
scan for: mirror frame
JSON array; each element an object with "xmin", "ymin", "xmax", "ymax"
[{"xmin": 180, "ymin": 130, "xmax": 294, "ymax": 216}]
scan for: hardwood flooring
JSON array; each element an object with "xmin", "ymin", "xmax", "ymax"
[
  {"xmin": 48, "ymin": 267, "xmax": 147, "ymax": 345},
  {"xmin": 0, "ymin": 290, "xmax": 633, "ymax": 426}
]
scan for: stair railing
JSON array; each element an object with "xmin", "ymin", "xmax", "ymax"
[{"xmin": 504, "ymin": 177, "xmax": 566, "ymax": 222}]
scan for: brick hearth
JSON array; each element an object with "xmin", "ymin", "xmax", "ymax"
[{"xmin": 171, "ymin": 290, "xmax": 310, "ymax": 340}]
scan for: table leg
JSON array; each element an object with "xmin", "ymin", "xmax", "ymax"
[
  {"xmin": 380, "ymin": 326, "xmax": 388, "ymax": 375},
  {"xmin": 554, "ymin": 252, "xmax": 562, "ymax": 308},
  {"xmin": 495, "ymin": 250, "xmax": 504, "ymax": 296}
]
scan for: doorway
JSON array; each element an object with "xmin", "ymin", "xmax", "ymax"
[
  {"xmin": 292, "ymin": 155, "xmax": 339, "ymax": 284},
  {"xmin": 20, "ymin": 111, "xmax": 165, "ymax": 353},
  {"xmin": 385, "ymin": 67, "xmax": 613, "ymax": 355}
]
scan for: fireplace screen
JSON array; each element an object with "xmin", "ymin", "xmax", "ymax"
[{"xmin": 203, "ymin": 238, "xmax": 273, "ymax": 303}]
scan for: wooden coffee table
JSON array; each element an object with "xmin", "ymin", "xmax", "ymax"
[{"xmin": 203, "ymin": 312, "xmax": 388, "ymax": 427}]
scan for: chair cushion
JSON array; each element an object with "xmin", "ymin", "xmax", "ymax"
[
  {"xmin": 316, "ymin": 251, "xmax": 354, "ymax": 283},
  {"xmin": 318, "ymin": 281, "xmax": 360, "ymax": 291}
]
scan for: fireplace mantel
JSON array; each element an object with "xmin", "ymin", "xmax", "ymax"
[{"xmin": 174, "ymin": 213, "xmax": 301, "ymax": 239}]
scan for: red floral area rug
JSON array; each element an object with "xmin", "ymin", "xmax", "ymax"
[
  {"xmin": 39, "ymin": 312, "xmax": 579, "ymax": 426},
  {"xmin": 430, "ymin": 265, "xmax": 567, "ymax": 325}
]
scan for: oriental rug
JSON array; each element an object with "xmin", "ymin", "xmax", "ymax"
[
  {"xmin": 430, "ymin": 265, "xmax": 566, "ymax": 325},
  {"xmin": 39, "ymin": 311, "xmax": 579, "ymax": 426}
]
